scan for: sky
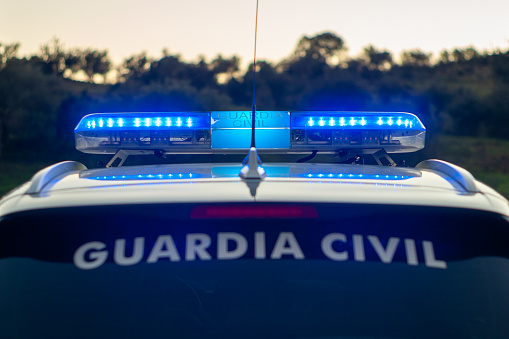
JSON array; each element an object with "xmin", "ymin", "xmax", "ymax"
[{"xmin": 1, "ymin": 0, "xmax": 508, "ymax": 67}]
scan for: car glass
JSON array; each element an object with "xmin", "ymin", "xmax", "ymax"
[{"xmin": 1, "ymin": 203, "xmax": 508, "ymax": 339}]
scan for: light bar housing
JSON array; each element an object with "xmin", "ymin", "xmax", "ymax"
[
  {"xmin": 75, "ymin": 113, "xmax": 211, "ymax": 154},
  {"xmin": 75, "ymin": 111, "xmax": 425, "ymax": 154}
]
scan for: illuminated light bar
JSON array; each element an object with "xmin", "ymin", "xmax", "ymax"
[
  {"xmin": 292, "ymin": 112, "xmax": 422, "ymax": 130},
  {"xmin": 290, "ymin": 111, "xmax": 425, "ymax": 153},
  {"xmin": 75, "ymin": 112, "xmax": 212, "ymax": 154},
  {"xmin": 76, "ymin": 113, "xmax": 210, "ymax": 131},
  {"xmin": 75, "ymin": 111, "xmax": 425, "ymax": 154}
]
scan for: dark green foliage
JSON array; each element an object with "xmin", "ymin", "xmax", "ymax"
[{"xmin": 0, "ymin": 33, "xmax": 509, "ymax": 157}]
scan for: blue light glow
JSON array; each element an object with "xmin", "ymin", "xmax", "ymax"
[
  {"xmin": 75, "ymin": 111, "xmax": 425, "ymax": 154},
  {"xmin": 76, "ymin": 112, "xmax": 211, "ymax": 131},
  {"xmin": 301, "ymin": 173, "xmax": 412, "ymax": 180},
  {"xmin": 88, "ymin": 173, "xmax": 204, "ymax": 181},
  {"xmin": 291, "ymin": 112, "xmax": 424, "ymax": 130}
]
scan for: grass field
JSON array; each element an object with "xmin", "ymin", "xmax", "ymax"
[
  {"xmin": 1, "ymin": 135, "xmax": 508, "ymax": 199},
  {"xmin": 425, "ymin": 135, "xmax": 509, "ymax": 199}
]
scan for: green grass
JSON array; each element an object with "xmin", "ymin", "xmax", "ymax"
[
  {"xmin": 425, "ymin": 135, "xmax": 509, "ymax": 198},
  {"xmin": 0, "ymin": 160, "xmax": 56, "ymax": 196},
  {"xmin": 1, "ymin": 135, "xmax": 508, "ymax": 199}
]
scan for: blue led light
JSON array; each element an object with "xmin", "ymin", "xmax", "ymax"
[
  {"xmin": 75, "ymin": 111, "xmax": 425, "ymax": 154},
  {"xmin": 302, "ymin": 173, "xmax": 412, "ymax": 180},
  {"xmin": 88, "ymin": 173, "xmax": 204, "ymax": 181},
  {"xmin": 76, "ymin": 112, "xmax": 211, "ymax": 131},
  {"xmin": 292, "ymin": 112, "xmax": 424, "ymax": 130}
]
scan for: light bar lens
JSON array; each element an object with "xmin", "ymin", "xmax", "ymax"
[
  {"xmin": 76, "ymin": 113, "xmax": 210, "ymax": 131},
  {"xmin": 75, "ymin": 111, "xmax": 425, "ymax": 154},
  {"xmin": 290, "ymin": 112, "xmax": 425, "ymax": 153},
  {"xmin": 291, "ymin": 112, "xmax": 423, "ymax": 130},
  {"xmin": 75, "ymin": 112, "xmax": 212, "ymax": 154}
]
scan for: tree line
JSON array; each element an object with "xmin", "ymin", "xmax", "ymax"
[{"xmin": 0, "ymin": 32, "xmax": 508, "ymax": 155}]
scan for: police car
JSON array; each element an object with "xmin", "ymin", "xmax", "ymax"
[{"xmin": 1, "ymin": 111, "xmax": 508, "ymax": 338}]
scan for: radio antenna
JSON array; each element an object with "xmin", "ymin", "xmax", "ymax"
[{"xmin": 250, "ymin": 0, "xmax": 259, "ymax": 148}]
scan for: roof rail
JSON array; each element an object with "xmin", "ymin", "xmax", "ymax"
[
  {"xmin": 416, "ymin": 159, "xmax": 479, "ymax": 194},
  {"xmin": 27, "ymin": 161, "xmax": 87, "ymax": 195}
]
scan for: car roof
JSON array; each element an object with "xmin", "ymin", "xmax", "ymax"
[{"xmin": 1, "ymin": 162, "xmax": 508, "ymax": 217}]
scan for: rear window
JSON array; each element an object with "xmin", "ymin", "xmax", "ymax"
[{"xmin": 1, "ymin": 203, "xmax": 509, "ymax": 338}]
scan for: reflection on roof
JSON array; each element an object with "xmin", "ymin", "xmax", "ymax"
[{"xmin": 81, "ymin": 164, "xmax": 421, "ymax": 181}]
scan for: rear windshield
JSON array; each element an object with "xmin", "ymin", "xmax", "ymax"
[{"xmin": 1, "ymin": 203, "xmax": 509, "ymax": 339}]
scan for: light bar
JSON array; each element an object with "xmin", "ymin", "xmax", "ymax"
[
  {"xmin": 75, "ymin": 112, "xmax": 212, "ymax": 154},
  {"xmin": 289, "ymin": 112, "xmax": 425, "ymax": 153},
  {"xmin": 75, "ymin": 111, "xmax": 425, "ymax": 154}
]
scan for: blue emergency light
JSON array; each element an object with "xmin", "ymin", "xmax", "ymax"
[{"xmin": 75, "ymin": 111, "xmax": 425, "ymax": 154}]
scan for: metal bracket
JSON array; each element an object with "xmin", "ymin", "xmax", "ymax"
[
  {"xmin": 106, "ymin": 149, "xmax": 162, "ymax": 168},
  {"xmin": 372, "ymin": 149, "xmax": 397, "ymax": 166},
  {"xmin": 106, "ymin": 150, "xmax": 130, "ymax": 168},
  {"xmin": 335, "ymin": 148, "xmax": 396, "ymax": 166}
]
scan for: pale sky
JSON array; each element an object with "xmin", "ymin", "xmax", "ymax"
[{"xmin": 1, "ymin": 0, "xmax": 508, "ymax": 66}]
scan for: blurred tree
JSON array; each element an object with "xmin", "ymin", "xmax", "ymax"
[
  {"xmin": 439, "ymin": 50, "xmax": 451, "ymax": 63},
  {"xmin": 401, "ymin": 49, "xmax": 431, "ymax": 67},
  {"xmin": 362, "ymin": 45, "xmax": 393, "ymax": 70},
  {"xmin": 450, "ymin": 47, "xmax": 480, "ymax": 62},
  {"xmin": 293, "ymin": 32, "xmax": 346, "ymax": 64},
  {"xmin": 118, "ymin": 52, "xmax": 152, "ymax": 82},
  {"xmin": 64, "ymin": 49, "xmax": 84, "ymax": 76},
  {"xmin": 82, "ymin": 49, "xmax": 111, "ymax": 82},
  {"xmin": 452, "ymin": 49, "xmax": 466, "ymax": 63},
  {"xmin": 0, "ymin": 59, "xmax": 66, "ymax": 154},
  {"xmin": 210, "ymin": 55, "xmax": 239, "ymax": 83},
  {"xmin": 0, "ymin": 42, "xmax": 20, "ymax": 70},
  {"xmin": 39, "ymin": 37, "xmax": 67, "ymax": 74}
]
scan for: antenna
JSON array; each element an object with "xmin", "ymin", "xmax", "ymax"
[
  {"xmin": 251, "ymin": 0, "xmax": 259, "ymax": 148},
  {"xmin": 239, "ymin": 0, "xmax": 266, "ymax": 184}
]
